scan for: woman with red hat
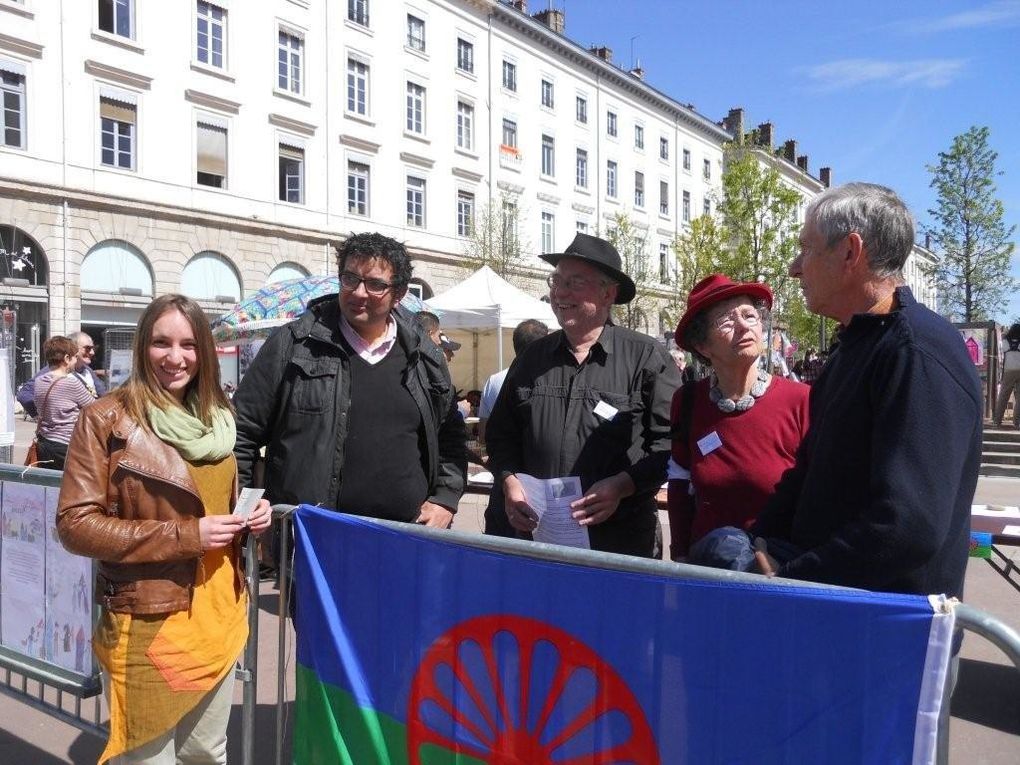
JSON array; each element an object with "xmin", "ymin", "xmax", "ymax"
[{"xmin": 667, "ymin": 274, "xmax": 810, "ymax": 566}]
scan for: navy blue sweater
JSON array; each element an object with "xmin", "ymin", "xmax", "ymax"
[{"xmin": 753, "ymin": 287, "xmax": 981, "ymax": 598}]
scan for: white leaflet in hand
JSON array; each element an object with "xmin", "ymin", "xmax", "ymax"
[
  {"xmin": 516, "ymin": 473, "xmax": 589, "ymax": 550},
  {"xmin": 593, "ymin": 400, "xmax": 618, "ymax": 420},
  {"xmin": 233, "ymin": 488, "xmax": 265, "ymax": 520}
]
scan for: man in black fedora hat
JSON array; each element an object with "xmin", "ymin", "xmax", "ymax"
[{"xmin": 485, "ymin": 233, "xmax": 679, "ymax": 557}]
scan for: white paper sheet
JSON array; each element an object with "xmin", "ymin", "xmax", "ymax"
[
  {"xmin": 517, "ymin": 474, "xmax": 589, "ymax": 550},
  {"xmin": 971, "ymin": 505, "xmax": 1020, "ymax": 519}
]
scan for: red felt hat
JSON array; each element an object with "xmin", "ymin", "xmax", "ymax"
[{"xmin": 673, "ymin": 274, "xmax": 773, "ymax": 350}]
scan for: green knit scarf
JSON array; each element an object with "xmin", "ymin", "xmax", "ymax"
[{"xmin": 147, "ymin": 393, "xmax": 236, "ymax": 462}]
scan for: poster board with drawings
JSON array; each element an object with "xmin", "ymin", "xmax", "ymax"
[{"xmin": 0, "ymin": 481, "xmax": 96, "ymax": 687}]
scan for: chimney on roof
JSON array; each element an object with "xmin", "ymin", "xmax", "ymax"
[
  {"xmin": 509, "ymin": 0, "xmax": 528, "ymax": 12},
  {"xmin": 629, "ymin": 59, "xmax": 645, "ymax": 80},
  {"xmin": 590, "ymin": 45, "xmax": 613, "ymax": 63},
  {"xmin": 819, "ymin": 167, "xmax": 832, "ymax": 187},
  {"xmin": 723, "ymin": 108, "xmax": 745, "ymax": 144},
  {"xmin": 783, "ymin": 140, "xmax": 797, "ymax": 163},
  {"xmin": 756, "ymin": 122, "xmax": 774, "ymax": 150},
  {"xmin": 532, "ymin": 8, "xmax": 565, "ymax": 33},
  {"xmin": 796, "ymin": 155, "xmax": 809, "ymax": 172}
]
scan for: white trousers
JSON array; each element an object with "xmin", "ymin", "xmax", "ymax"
[{"xmin": 109, "ymin": 670, "xmax": 235, "ymax": 765}]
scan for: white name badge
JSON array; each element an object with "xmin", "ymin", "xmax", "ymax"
[
  {"xmin": 593, "ymin": 400, "xmax": 619, "ymax": 420},
  {"xmin": 697, "ymin": 430, "xmax": 723, "ymax": 456}
]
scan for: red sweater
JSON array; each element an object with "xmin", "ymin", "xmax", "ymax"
[{"xmin": 667, "ymin": 376, "xmax": 809, "ymax": 559}]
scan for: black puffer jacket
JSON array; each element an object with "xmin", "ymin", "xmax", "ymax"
[{"xmin": 233, "ymin": 296, "xmax": 466, "ymax": 511}]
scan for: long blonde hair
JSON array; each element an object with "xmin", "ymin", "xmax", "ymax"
[{"xmin": 114, "ymin": 294, "xmax": 230, "ymax": 427}]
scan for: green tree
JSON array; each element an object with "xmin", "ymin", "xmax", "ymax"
[
  {"xmin": 716, "ymin": 144, "xmax": 806, "ymax": 355},
  {"xmin": 603, "ymin": 211, "xmax": 656, "ymax": 331},
  {"xmin": 927, "ymin": 126, "xmax": 1017, "ymax": 321},
  {"xmin": 663, "ymin": 214, "xmax": 726, "ymax": 327},
  {"xmin": 461, "ymin": 191, "xmax": 532, "ymax": 286}
]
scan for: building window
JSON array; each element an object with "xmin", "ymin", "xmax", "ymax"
[
  {"xmin": 277, "ymin": 31, "xmax": 303, "ymax": 94},
  {"xmin": 541, "ymin": 135, "xmax": 555, "ymax": 177},
  {"xmin": 634, "ymin": 171, "xmax": 644, "ymax": 208},
  {"xmin": 502, "ymin": 118, "xmax": 517, "ymax": 149},
  {"xmin": 1, "ymin": 69, "xmax": 26, "ymax": 149},
  {"xmin": 406, "ymin": 81, "xmax": 425, "ymax": 134},
  {"xmin": 348, "ymin": 0, "xmax": 369, "ymax": 26},
  {"xmin": 576, "ymin": 220, "xmax": 588, "ymax": 234},
  {"xmin": 575, "ymin": 148, "xmax": 587, "ymax": 188},
  {"xmin": 606, "ymin": 160, "xmax": 617, "ymax": 198},
  {"xmin": 576, "ymin": 95, "xmax": 587, "ymax": 124},
  {"xmin": 196, "ymin": 2, "xmax": 226, "ymax": 69},
  {"xmin": 541, "ymin": 211, "xmax": 555, "ymax": 253},
  {"xmin": 406, "ymin": 176, "xmax": 426, "ymax": 227},
  {"xmin": 347, "ymin": 161, "xmax": 369, "ymax": 215},
  {"xmin": 502, "ymin": 60, "xmax": 517, "ymax": 91},
  {"xmin": 457, "ymin": 191, "xmax": 474, "ymax": 236},
  {"xmin": 196, "ymin": 119, "xmax": 227, "ymax": 188},
  {"xmin": 541, "ymin": 79, "xmax": 554, "ymax": 109},
  {"xmin": 606, "ymin": 111, "xmax": 617, "ymax": 137},
  {"xmin": 456, "ymin": 101, "xmax": 473, "ymax": 151},
  {"xmin": 407, "ymin": 14, "xmax": 425, "ymax": 52},
  {"xmin": 279, "ymin": 144, "xmax": 304, "ymax": 203},
  {"xmin": 457, "ymin": 38, "xmax": 474, "ymax": 73},
  {"xmin": 703, "ymin": 158, "xmax": 711, "ymax": 181},
  {"xmin": 501, "ymin": 200, "xmax": 518, "ymax": 253},
  {"xmin": 682, "ymin": 190, "xmax": 691, "ymax": 222},
  {"xmin": 660, "ymin": 137, "xmax": 669, "ymax": 160},
  {"xmin": 634, "ymin": 124, "xmax": 644, "ymax": 150},
  {"xmin": 659, "ymin": 180, "xmax": 669, "ymax": 215},
  {"xmin": 100, "ymin": 96, "xmax": 136, "ymax": 170},
  {"xmin": 683, "ymin": 148, "xmax": 691, "ymax": 171},
  {"xmin": 703, "ymin": 197, "xmax": 711, "ymax": 216},
  {"xmin": 99, "ymin": 0, "xmax": 134, "ymax": 39},
  {"xmin": 659, "ymin": 243, "xmax": 669, "ymax": 283},
  {"xmin": 346, "ymin": 58, "xmax": 369, "ymax": 115}
]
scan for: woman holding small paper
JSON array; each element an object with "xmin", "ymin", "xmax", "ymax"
[{"xmin": 56, "ymin": 294, "xmax": 270, "ymax": 764}]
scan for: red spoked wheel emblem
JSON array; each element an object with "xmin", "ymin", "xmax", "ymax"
[{"xmin": 407, "ymin": 614, "xmax": 659, "ymax": 764}]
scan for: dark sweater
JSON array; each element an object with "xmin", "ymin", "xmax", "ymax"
[
  {"xmin": 752, "ymin": 287, "xmax": 981, "ymax": 598},
  {"xmin": 336, "ymin": 341, "xmax": 429, "ymax": 522}
]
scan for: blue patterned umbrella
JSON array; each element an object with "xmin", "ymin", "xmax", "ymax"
[{"xmin": 211, "ymin": 275, "xmax": 430, "ymax": 345}]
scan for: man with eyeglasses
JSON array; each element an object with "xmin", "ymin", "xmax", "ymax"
[
  {"xmin": 485, "ymin": 233, "xmax": 680, "ymax": 558},
  {"xmin": 70, "ymin": 331, "xmax": 107, "ymax": 397},
  {"xmin": 233, "ymin": 232, "xmax": 466, "ymax": 529}
]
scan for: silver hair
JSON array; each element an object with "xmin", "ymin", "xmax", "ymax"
[{"xmin": 805, "ymin": 182, "xmax": 914, "ymax": 279}]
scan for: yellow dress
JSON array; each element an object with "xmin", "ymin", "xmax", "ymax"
[{"xmin": 95, "ymin": 456, "xmax": 248, "ymax": 763}]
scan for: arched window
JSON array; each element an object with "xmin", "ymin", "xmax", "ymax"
[
  {"xmin": 406, "ymin": 277, "xmax": 434, "ymax": 300},
  {"xmin": 267, "ymin": 262, "xmax": 310, "ymax": 284},
  {"xmin": 81, "ymin": 240, "xmax": 153, "ymax": 295},
  {"xmin": 181, "ymin": 251, "xmax": 242, "ymax": 301},
  {"xmin": 0, "ymin": 225, "xmax": 48, "ymax": 286}
]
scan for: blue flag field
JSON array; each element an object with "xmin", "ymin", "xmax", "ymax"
[{"xmin": 293, "ymin": 505, "xmax": 955, "ymax": 764}]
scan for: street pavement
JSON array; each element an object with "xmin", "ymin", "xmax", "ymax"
[{"xmin": 0, "ymin": 414, "xmax": 1017, "ymax": 763}]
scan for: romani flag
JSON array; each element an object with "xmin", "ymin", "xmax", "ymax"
[{"xmin": 293, "ymin": 505, "xmax": 955, "ymax": 764}]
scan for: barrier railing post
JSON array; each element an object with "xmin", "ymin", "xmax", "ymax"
[
  {"xmin": 240, "ymin": 531, "xmax": 259, "ymax": 765},
  {"xmin": 275, "ymin": 507, "xmax": 295, "ymax": 765}
]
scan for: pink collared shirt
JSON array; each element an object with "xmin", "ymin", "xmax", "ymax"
[{"xmin": 338, "ymin": 314, "xmax": 398, "ymax": 365}]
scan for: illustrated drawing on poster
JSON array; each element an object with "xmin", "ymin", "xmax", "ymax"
[
  {"xmin": 107, "ymin": 349, "xmax": 134, "ymax": 389},
  {"xmin": 1, "ymin": 482, "xmax": 46, "ymax": 657},
  {"xmin": 45, "ymin": 487, "xmax": 92, "ymax": 675}
]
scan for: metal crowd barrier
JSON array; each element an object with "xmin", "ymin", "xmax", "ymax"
[
  {"xmin": 0, "ymin": 463, "xmax": 261, "ymax": 765},
  {"xmin": 267, "ymin": 504, "xmax": 1020, "ymax": 765}
]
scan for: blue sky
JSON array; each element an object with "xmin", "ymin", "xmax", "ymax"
[{"xmin": 561, "ymin": 0, "xmax": 1020, "ymax": 322}]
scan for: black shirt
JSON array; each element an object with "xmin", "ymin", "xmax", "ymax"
[{"xmin": 486, "ymin": 323, "xmax": 680, "ymax": 525}]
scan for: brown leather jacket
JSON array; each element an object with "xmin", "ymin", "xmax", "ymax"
[{"xmin": 57, "ymin": 396, "xmax": 242, "ymax": 615}]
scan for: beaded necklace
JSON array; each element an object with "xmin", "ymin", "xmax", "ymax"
[{"xmin": 708, "ymin": 367, "xmax": 771, "ymax": 413}]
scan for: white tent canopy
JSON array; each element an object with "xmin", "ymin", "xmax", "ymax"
[{"xmin": 426, "ymin": 266, "xmax": 558, "ymax": 385}]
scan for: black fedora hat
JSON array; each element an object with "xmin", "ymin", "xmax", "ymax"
[{"xmin": 539, "ymin": 233, "xmax": 636, "ymax": 304}]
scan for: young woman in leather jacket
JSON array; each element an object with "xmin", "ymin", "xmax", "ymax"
[{"xmin": 57, "ymin": 294, "xmax": 271, "ymax": 764}]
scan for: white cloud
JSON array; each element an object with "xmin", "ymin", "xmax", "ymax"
[
  {"xmin": 800, "ymin": 58, "xmax": 967, "ymax": 92},
  {"xmin": 916, "ymin": 0, "xmax": 1020, "ymax": 33}
]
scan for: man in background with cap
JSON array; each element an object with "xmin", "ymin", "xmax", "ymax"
[{"xmin": 485, "ymin": 233, "xmax": 680, "ymax": 557}]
